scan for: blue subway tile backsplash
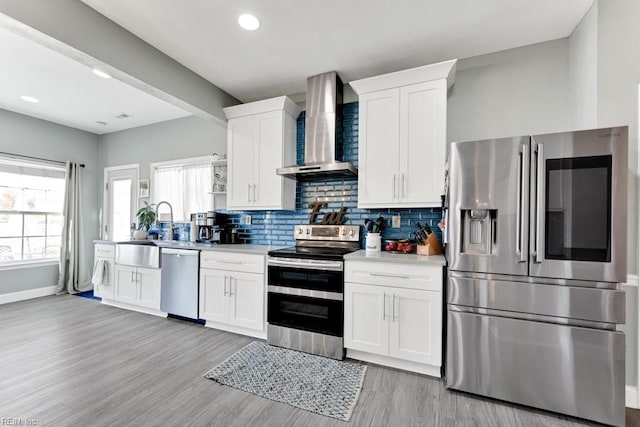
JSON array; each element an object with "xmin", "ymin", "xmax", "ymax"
[{"xmin": 222, "ymin": 101, "xmax": 443, "ymax": 248}]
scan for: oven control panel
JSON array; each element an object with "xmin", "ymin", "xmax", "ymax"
[{"xmin": 294, "ymin": 225, "xmax": 360, "ymax": 242}]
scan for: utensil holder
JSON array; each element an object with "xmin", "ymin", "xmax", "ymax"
[
  {"xmin": 365, "ymin": 233, "xmax": 381, "ymax": 252},
  {"xmin": 417, "ymin": 233, "xmax": 443, "ymax": 256}
]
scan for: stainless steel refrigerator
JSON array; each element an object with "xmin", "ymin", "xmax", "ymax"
[{"xmin": 445, "ymin": 127, "xmax": 628, "ymax": 426}]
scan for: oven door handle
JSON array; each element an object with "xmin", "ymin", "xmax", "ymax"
[
  {"xmin": 268, "ymin": 285, "xmax": 343, "ymax": 301},
  {"xmin": 267, "ymin": 257, "xmax": 343, "ymax": 271}
]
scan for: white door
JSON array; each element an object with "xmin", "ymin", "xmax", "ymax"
[
  {"xmin": 228, "ymin": 272, "xmax": 264, "ymax": 331},
  {"xmin": 252, "ymin": 111, "xmax": 283, "ymax": 208},
  {"xmin": 114, "ymin": 265, "xmax": 137, "ymax": 304},
  {"xmin": 104, "ymin": 165, "xmax": 138, "ymax": 241},
  {"xmin": 227, "ymin": 116, "xmax": 255, "ymax": 209},
  {"xmin": 358, "ymin": 89, "xmax": 401, "ymax": 207},
  {"xmin": 137, "ymin": 267, "xmax": 162, "ymax": 310},
  {"xmin": 389, "ymin": 288, "xmax": 442, "ymax": 365},
  {"xmin": 199, "ymin": 269, "xmax": 229, "ymax": 323},
  {"xmin": 399, "ymin": 80, "xmax": 446, "ymax": 206},
  {"xmin": 344, "ymin": 283, "xmax": 389, "ymax": 355}
]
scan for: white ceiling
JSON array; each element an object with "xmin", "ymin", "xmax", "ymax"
[
  {"xmin": 0, "ymin": 0, "xmax": 595, "ymax": 135},
  {"xmin": 0, "ymin": 24, "xmax": 191, "ymax": 135},
  {"xmin": 82, "ymin": 0, "xmax": 595, "ymax": 103}
]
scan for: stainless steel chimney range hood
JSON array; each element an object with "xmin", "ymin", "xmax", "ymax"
[{"xmin": 277, "ymin": 72, "xmax": 357, "ymax": 181}]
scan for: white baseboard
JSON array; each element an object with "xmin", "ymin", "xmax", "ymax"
[
  {"xmin": 627, "ymin": 385, "xmax": 639, "ymax": 409},
  {"xmin": 0, "ymin": 285, "xmax": 57, "ymax": 305},
  {"xmin": 100, "ymin": 298, "xmax": 167, "ymax": 318},
  {"xmin": 204, "ymin": 321, "xmax": 266, "ymax": 340},
  {"xmin": 346, "ymin": 349, "xmax": 441, "ymax": 378}
]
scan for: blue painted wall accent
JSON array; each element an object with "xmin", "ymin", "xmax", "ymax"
[{"xmin": 222, "ymin": 101, "xmax": 443, "ymax": 247}]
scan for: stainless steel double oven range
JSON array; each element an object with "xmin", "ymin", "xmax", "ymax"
[
  {"xmin": 267, "ymin": 224, "xmax": 360, "ymax": 360},
  {"xmin": 446, "ymin": 127, "xmax": 628, "ymax": 426}
]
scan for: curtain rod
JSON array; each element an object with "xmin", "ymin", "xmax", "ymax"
[{"xmin": 0, "ymin": 151, "xmax": 85, "ymax": 168}]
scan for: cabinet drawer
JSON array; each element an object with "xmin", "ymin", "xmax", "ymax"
[
  {"xmin": 345, "ymin": 261, "xmax": 442, "ymax": 291},
  {"xmin": 200, "ymin": 251, "xmax": 265, "ymax": 274},
  {"xmin": 95, "ymin": 244, "xmax": 115, "ymax": 259}
]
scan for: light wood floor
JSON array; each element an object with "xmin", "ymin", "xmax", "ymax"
[{"xmin": 1, "ymin": 295, "xmax": 638, "ymax": 426}]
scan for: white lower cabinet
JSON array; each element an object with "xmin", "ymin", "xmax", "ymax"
[
  {"xmin": 199, "ymin": 251, "xmax": 265, "ymax": 338},
  {"xmin": 344, "ymin": 260, "xmax": 443, "ymax": 377},
  {"xmin": 114, "ymin": 264, "xmax": 162, "ymax": 311},
  {"xmin": 93, "ymin": 243, "xmax": 115, "ymax": 299}
]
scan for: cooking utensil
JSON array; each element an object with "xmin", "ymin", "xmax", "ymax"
[
  {"xmin": 375, "ymin": 216, "xmax": 385, "ymax": 233},
  {"xmin": 364, "ymin": 219, "xmax": 373, "ymax": 233}
]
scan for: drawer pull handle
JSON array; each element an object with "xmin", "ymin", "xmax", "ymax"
[
  {"xmin": 369, "ymin": 273, "xmax": 410, "ymax": 280},
  {"xmin": 217, "ymin": 260, "xmax": 242, "ymax": 265}
]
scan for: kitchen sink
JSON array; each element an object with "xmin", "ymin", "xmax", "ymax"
[{"xmin": 116, "ymin": 241, "xmax": 161, "ymax": 268}]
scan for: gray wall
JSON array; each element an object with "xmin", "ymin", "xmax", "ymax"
[
  {"xmin": 597, "ymin": 0, "xmax": 640, "ymax": 392},
  {"xmin": 568, "ymin": 3, "xmax": 598, "ymax": 129},
  {"xmin": 0, "ymin": 108, "xmax": 99, "ymax": 293},
  {"xmin": 447, "ymin": 38, "xmax": 569, "ymax": 143},
  {"xmin": 98, "ymin": 115, "xmax": 227, "ymax": 181}
]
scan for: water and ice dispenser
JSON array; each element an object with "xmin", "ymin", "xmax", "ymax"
[{"xmin": 460, "ymin": 209, "xmax": 497, "ymax": 255}]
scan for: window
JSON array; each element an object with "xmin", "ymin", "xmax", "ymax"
[
  {"xmin": 0, "ymin": 157, "xmax": 66, "ymax": 264},
  {"xmin": 151, "ymin": 156, "xmax": 213, "ymax": 221}
]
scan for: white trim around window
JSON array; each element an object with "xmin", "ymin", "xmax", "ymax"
[{"xmin": 150, "ymin": 155, "xmax": 214, "ymax": 222}]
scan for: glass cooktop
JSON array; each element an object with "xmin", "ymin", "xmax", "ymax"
[{"xmin": 268, "ymin": 246, "xmax": 358, "ymax": 261}]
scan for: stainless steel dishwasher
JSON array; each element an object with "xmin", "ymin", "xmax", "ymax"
[{"xmin": 160, "ymin": 248, "xmax": 200, "ymax": 320}]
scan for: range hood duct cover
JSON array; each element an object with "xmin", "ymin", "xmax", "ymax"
[{"xmin": 277, "ymin": 71, "xmax": 357, "ymax": 181}]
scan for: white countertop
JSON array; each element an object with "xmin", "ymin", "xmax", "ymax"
[
  {"xmin": 344, "ymin": 250, "xmax": 446, "ymax": 266},
  {"xmin": 94, "ymin": 240, "xmax": 276, "ymax": 255}
]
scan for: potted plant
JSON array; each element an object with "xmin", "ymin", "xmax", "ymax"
[{"xmin": 134, "ymin": 202, "xmax": 156, "ymax": 240}]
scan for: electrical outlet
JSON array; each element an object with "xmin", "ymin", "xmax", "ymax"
[
  {"xmin": 244, "ymin": 215, "xmax": 252, "ymax": 225},
  {"xmin": 392, "ymin": 215, "xmax": 401, "ymax": 228}
]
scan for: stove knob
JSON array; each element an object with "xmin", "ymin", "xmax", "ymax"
[
  {"xmin": 297, "ymin": 228, "xmax": 303, "ymax": 235},
  {"xmin": 349, "ymin": 229, "xmax": 355, "ymax": 236},
  {"xmin": 342, "ymin": 228, "xmax": 347, "ymax": 235},
  {"xmin": 306, "ymin": 228, "xmax": 311, "ymax": 235}
]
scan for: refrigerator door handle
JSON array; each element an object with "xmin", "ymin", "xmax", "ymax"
[
  {"xmin": 533, "ymin": 143, "xmax": 544, "ymax": 263},
  {"xmin": 516, "ymin": 145, "xmax": 527, "ymax": 262}
]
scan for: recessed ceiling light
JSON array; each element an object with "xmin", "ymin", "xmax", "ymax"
[
  {"xmin": 96, "ymin": 121, "xmax": 108, "ymax": 125},
  {"xmin": 93, "ymin": 68, "xmax": 112, "ymax": 79},
  {"xmin": 238, "ymin": 14, "xmax": 260, "ymax": 31},
  {"xmin": 20, "ymin": 95, "xmax": 39, "ymax": 103}
]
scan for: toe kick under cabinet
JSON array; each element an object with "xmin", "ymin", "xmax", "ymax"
[
  {"xmin": 199, "ymin": 251, "xmax": 266, "ymax": 339},
  {"xmin": 344, "ymin": 260, "xmax": 443, "ymax": 377}
]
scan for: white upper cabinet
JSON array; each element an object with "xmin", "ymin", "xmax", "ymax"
[
  {"xmin": 351, "ymin": 59, "xmax": 456, "ymax": 208},
  {"xmin": 224, "ymin": 96, "xmax": 300, "ymax": 211}
]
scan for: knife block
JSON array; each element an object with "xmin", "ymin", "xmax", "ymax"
[{"xmin": 417, "ymin": 233, "xmax": 443, "ymax": 256}]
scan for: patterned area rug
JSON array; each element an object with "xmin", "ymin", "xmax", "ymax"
[{"xmin": 204, "ymin": 342, "xmax": 367, "ymax": 421}]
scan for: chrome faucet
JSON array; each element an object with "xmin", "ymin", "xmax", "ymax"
[{"xmin": 155, "ymin": 201, "xmax": 174, "ymax": 241}]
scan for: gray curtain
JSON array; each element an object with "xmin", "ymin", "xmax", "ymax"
[{"xmin": 56, "ymin": 161, "xmax": 91, "ymax": 294}]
